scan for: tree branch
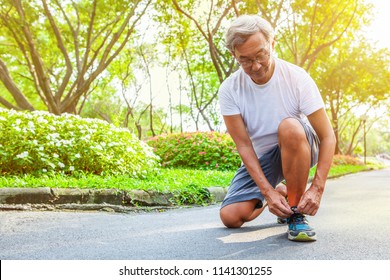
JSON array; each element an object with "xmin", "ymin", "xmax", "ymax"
[
  {"xmin": 13, "ymin": 0, "xmax": 59, "ymax": 113},
  {"xmin": 0, "ymin": 59, "xmax": 34, "ymax": 110},
  {"xmin": 172, "ymin": 0, "xmax": 208, "ymax": 41},
  {"xmin": 41, "ymin": 0, "xmax": 73, "ymax": 102}
]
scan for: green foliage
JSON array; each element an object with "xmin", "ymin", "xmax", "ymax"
[
  {"xmin": 171, "ymin": 183, "xmax": 211, "ymax": 206},
  {"xmin": 147, "ymin": 131, "xmax": 241, "ymax": 170},
  {"xmin": 326, "ymin": 164, "xmax": 369, "ymax": 178},
  {"xmin": 0, "ymin": 168, "xmax": 234, "ymax": 206},
  {"xmin": 275, "ymin": 0, "xmax": 372, "ymax": 70},
  {"xmin": 365, "ymin": 119, "xmax": 390, "ymax": 156},
  {"xmin": 313, "ymin": 38, "xmax": 390, "ymax": 155},
  {"xmin": 0, "ymin": 0, "xmax": 151, "ymax": 113},
  {"xmin": 0, "ymin": 168, "xmax": 236, "ymax": 191},
  {"xmin": 0, "ymin": 108, "xmax": 159, "ymax": 177}
]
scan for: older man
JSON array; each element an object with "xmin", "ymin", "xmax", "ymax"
[{"xmin": 218, "ymin": 15, "xmax": 336, "ymax": 241}]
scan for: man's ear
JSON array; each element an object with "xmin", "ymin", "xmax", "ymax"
[{"xmin": 271, "ymin": 38, "xmax": 276, "ymax": 51}]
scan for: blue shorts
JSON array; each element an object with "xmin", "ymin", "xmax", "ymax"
[{"xmin": 220, "ymin": 119, "xmax": 319, "ymax": 209}]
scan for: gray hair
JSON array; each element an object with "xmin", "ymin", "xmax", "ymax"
[{"xmin": 225, "ymin": 15, "xmax": 275, "ymax": 53}]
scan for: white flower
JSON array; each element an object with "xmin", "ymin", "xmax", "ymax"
[
  {"xmin": 93, "ymin": 144, "xmax": 103, "ymax": 151},
  {"xmin": 58, "ymin": 162, "xmax": 65, "ymax": 168},
  {"xmin": 53, "ymin": 153, "xmax": 59, "ymax": 158},
  {"xmin": 16, "ymin": 151, "xmax": 29, "ymax": 159},
  {"xmin": 49, "ymin": 133, "xmax": 59, "ymax": 139},
  {"xmin": 37, "ymin": 116, "xmax": 48, "ymax": 124},
  {"xmin": 69, "ymin": 166, "xmax": 74, "ymax": 171}
]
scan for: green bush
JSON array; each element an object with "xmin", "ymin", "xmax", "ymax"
[
  {"xmin": 146, "ymin": 131, "xmax": 241, "ymax": 170},
  {"xmin": 0, "ymin": 109, "xmax": 159, "ymax": 177}
]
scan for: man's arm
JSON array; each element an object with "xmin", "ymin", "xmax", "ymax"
[
  {"xmin": 298, "ymin": 108, "xmax": 336, "ymax": 215},
  {"xmin": 223, "ymin": 114, "xmax": 293, "ymax": 218}
]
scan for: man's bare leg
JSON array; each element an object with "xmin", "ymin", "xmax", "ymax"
[
  {"xmin": 278, "ymin": 118, "xmax": 311, "ymax": 207},
  {"xmin": 220, "ymin": 199, "xmax": 264, "ymax": 228},
  {"xmin": 278, "ymin": 118, "xmax": 317, "ymax": 241},
  {"xmin": 220, "ymin": 184, "xmax": 288, "ymax": 228}
]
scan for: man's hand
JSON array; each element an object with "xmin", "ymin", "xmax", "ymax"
[
  {"xmin": 264, "ymin": 188, "xmax": 293, "ymax": 218},
  {"xmin": 297, "ymin": 184, "xmax": 324, "ymax": 215}
]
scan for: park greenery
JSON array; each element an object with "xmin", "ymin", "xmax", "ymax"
[
  {"xmin": 147, "ymin": 131, "xmax": 241, "ymax": 170},
  {"xmin": 0, "ymin": 0, "xmax": 389, "ymax": 155},
  {"xmin": 0, "ymin": 156, "xmax": 384, "ymax": 205},
  {"xmin": 0, "ymin": 0, "xmax": 389, "ymax": 204},
  {"xmin": 0, "ymin": 108, "xmax": 159, "ymax": 177},
  {"xmin": 0, "ymin": 108, "xmax": 385, "ymax": 206}
]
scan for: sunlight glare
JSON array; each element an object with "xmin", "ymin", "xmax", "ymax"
[{"xmin": 366, "ymin": 0, "xmax": 390, "ymax": 49}]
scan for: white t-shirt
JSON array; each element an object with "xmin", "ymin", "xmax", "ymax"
[{"xmin": 218, "ymin": 57, "xmax": 324, "ymax": 157}]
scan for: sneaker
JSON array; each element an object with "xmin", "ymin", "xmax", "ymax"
[
  {"xmin": 287, "ymin": 207, "xmax": 316, "ymax": 242},
  {"xmin": 277, "ymin": 217, "xmax": 287, "ymax": 224}
]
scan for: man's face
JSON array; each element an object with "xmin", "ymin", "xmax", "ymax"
[{"xmin": 233, "ymin": 32, "xmax": 275, "ymax": 85}]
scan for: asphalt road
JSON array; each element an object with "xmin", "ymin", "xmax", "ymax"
[{"xmin": 1, "ymin": 168, "xmax": 390, "ymax": 260}]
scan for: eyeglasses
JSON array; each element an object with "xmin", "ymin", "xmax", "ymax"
[{"xmin": 236, "ymin": 50, "xmax": 270, "ymax": 68}]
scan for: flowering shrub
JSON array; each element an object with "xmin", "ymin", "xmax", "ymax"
[
  {"xmin": 0, "ymin": 109, "xmax": 159, "ymax": 177},
  {"xmin": 332, "ymin": 154, "xmax": 364, "ymax": 166},
  {"xmin": 146, "ymin": 131, "xmax": 241, "ymax": 170}
]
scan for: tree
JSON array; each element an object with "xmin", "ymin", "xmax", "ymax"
[
  {"xmin": 170, "ymin": 0, "xmax": 237, "ymax": 84},
  {"xmin": 313, "ymin": 39, "xmax": 390, "ymax": 154},
  {"xmin": 365, "ymin": 117, "xmax": 390, "ymax": 156},
  {"xmin": 0, "ymin": 0, "xmax": 151, "ymax": 114},
  {"xmin": 269, "ymin": 0, "xmax": 372, "ymax": 71},
  {"xmin": 155, "ymin": 0, "xmax": 239, "ymax": 130},
  {"xmin": 116, "ymin": 48, "xmax": 148, "ymax": 139}
]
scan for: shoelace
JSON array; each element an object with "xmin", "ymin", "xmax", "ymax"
[
  {"xmin": 288, "ymin": 207, "xmax": 306, "ymax": 224},
  {"xmin": 289, "ymin": 212, "xmax": 305, "ymax": 224}
]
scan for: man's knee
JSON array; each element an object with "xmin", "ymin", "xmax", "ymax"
[
  {"xmin": 219, "ymin": 200, "xmax": 261, "ymax": 228},
  {"xmin": 278, "ymin": 118, "xmax": 308, "ymax": 149},
  {"xmin": 220, "ymin": 208, "xmax": 244, "ymax": 228}
]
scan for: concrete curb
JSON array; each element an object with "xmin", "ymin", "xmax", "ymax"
[{"xmin": 0, "ymin": 187, "xmax": 227, "ymax": 211}]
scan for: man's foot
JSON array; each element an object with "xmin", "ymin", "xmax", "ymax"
[{"xmin": 287, "ymin": 207, "xmax": 316, "ymax": 242}]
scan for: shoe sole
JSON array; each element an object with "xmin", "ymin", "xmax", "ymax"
[{"xmin": 288, "ymin": 231, "xmax": 317, "ymax": 242}]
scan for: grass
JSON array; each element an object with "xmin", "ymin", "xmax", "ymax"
[
  {"xmin": 0, "ymin": 169, "xmax": 235, "ymax": 191},
  {"xmin": 0, "ymin": 161, "xmax": 384, "ymax": 191},
  {"xmin": 309, "ymin": 164, "xmax": 369, "ymax": 180}
]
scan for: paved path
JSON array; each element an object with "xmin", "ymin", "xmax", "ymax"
[{"xmin": 0, "ymin": 169, "xmax": 389, "ymax": 260}]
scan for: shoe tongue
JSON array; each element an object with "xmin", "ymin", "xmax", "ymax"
[{"xmin": 290, "ymin": 206, "xmax": 304, "ymax": 219}]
